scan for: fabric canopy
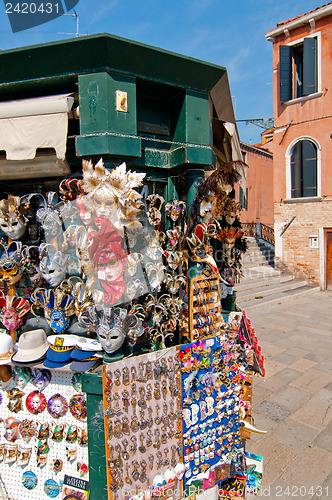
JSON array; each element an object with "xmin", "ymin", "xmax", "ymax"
[{"xmin": 0, "ymin": 94, "xmax": 74, "ymax": 161}]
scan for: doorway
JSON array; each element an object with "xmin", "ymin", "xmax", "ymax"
[{"xmin": 326, "ymin": 231, "xmax": 332, "ymax": 290}]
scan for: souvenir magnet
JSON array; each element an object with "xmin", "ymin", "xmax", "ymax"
[
  {"xmin": 22, "ymin": 471, "xmax": 38, "ymax": 490},
  {"xmin": 47, "ymin": 394, "xmax": 68, "ymax": 418},
  {"xmin": 26, "ymin": 391, "xmax": 47, "ymax": 414}
]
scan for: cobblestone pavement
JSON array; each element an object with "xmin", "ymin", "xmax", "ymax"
[{"xmin": 245, "ymin": 290, "xmax": 332, "ymax": 500}]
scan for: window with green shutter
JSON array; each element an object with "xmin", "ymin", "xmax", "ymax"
[
  {"xmin": 290, "ymin": 139, "xmax": 317, "ymax": 198},
  {"xmin": 279, "ymin": 36, "xmax": 317, "ymax": 101}
]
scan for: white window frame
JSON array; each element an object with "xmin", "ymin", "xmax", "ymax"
[{"xmin": 285, "ymin": 136, "xmax": 321, "ymax": 200}]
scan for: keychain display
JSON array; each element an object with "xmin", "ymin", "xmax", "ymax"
[{"xmin": 102, "ymin": 347, "xmax": 184, "ymax": 499}]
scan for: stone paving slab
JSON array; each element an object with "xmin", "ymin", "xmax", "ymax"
[{"xmin": 244, "ymin": 291, "xmax": 332, "ymax": 499}]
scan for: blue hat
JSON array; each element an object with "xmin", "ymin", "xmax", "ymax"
[
  {"xmin": 46, "ymin": 344, "xmax": 75, "ymax": 362},
  {"xmin": 70, "ymin": 347, "xmax": 98, "ymax": 360},
  {"xmin": 70, "ymin": 357, "xmax": 100, "ymax": 373},
  {"xmin": 43, "ymin": 358, "xmax": 70, "ymax": 368}
]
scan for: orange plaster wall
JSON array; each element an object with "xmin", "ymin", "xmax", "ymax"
[
  {"xmin": 236, "ymin": 146, "xmax": 273, "ymax": 226},
  {"xmin": 272, "ymin": 13, "xmax": 332, "ymax": 202}
]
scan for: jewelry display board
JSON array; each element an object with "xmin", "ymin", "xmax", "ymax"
[
  {"xmin": 189, "ymin": 271, "xmax": 221, "ymax": 341},
  {"xmin": 0, "ymin": 369, "xmax": 88, "ymax": 500},
  {"xmin": 102, "ymin": 347, "xmax": 184, "ymax": 500}
]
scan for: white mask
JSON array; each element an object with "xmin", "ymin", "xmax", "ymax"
[{"xmin": 0, "ymin": 217, "xmax": 25, "ymax": 240}]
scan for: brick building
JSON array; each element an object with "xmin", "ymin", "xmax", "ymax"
[{"xmin": 266, "ymin": 3, "xmax": 332, "ymax": 288}]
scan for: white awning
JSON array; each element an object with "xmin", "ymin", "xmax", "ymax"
[{"xmin": 0, "ymin": 94, "xmax": 74, "ymax": 161}]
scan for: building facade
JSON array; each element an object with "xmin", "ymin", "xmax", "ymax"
[
  {"xmin": 237, "ymin": 142, "xmax": 273, "ymax": 228},
  {"xmin": 266, "ymin": 3, "xmax": 332, "ymax": 288}
]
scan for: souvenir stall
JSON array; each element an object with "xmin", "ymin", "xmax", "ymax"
[{"xmin": 0, "ymin": 158, "xmax": 265, "ymax": 500}]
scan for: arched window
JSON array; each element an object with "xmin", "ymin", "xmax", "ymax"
[{"xmin": 290, "ymin": 139, "xmax": 317, "ymax": 198}]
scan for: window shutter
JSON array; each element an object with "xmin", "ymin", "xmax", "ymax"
[
  {"xmin": 279, "ymin": 45, "xmax": 292, "ymax": 101},
  {"xmin": 239, "ymin": 187, "xmax": 244, "ymax": 208},
  {"xmin": 303, "ymin": 37, "xmax": 317, "ymax": 96},
  {"xmin": 302, "ymin": 140, "xmax": 317, "ymax": 197},
  {"xmin": 245, "ymin": 187, "xmax": 248, "ymax": 210},
  {"xmin": 290, "ymin": 142, "xmax": 301, "ymax": 198}
]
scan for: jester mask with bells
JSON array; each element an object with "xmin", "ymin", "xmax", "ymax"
[
  {"xmin": 78, "ymin": 306, "xmax": 142, "ymax": 354},
  {"xmin": 0, "ymin": 241, "xmax": 26, "ymax": 286},
  {"xmin": 38, "ymin": 244, "xmax": 70, "ymax": 287},
  {"xmin": 30, "ymin": 286, "xmax": 75, "ymax": 334},
  {"xmin": 0, "ymin": 292, "xmax": 30, "ymax": 331},
  {"xmin": 81, "ymin": 159, "xmax": 146, "ymax": 233},
  {"xmin": 0, "ymin": 196, "xmax": 26, "ymax": 241}
]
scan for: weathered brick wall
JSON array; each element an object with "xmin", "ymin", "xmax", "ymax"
[{"xmin": 274, "ymin": 198, "xmax": 332, "ymax": 284}]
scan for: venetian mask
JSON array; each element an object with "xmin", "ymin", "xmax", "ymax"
[
  {"xmin": 0, "ymin": 196, "xmax": 26, "ymax": 240},
  {"xmin": 199, "ymin": 192, "xmax": 214, "ymax": 223},
  {"xmin": 0, "ymin": 365, "xmax": 12, "ymax": 389},
  {"xmin": 81, "ymin": 159, "xmax": 145, "ymax": 232},
  {"xmin": 0, "ymin": 293, "xmax": 30, "ymax": 331},
  {"xmin": 225, "ymin": 211, "xmax": 236, "ymax": 225},
  {"xmin": 146, "ymin": 194, "xmax": 164, "ymax": 226},
  {"xmin": 76, "ymin": 197, "xmax": 96, "ymax": 226},
  {"xmin": 30, "ymin": 287, "xmax": 75, "ymax": 334},
  {"xmin": 78, "ymin": 306, "xmax": 128, "ymax": 355},
  {"xmin": 13, "ymin": 367, "xmax": 32, "ymax": 389},
  {"xmin": 88, "ymin": 218, "xmax": 127, "ymax": 306},
  {"xmin": 165, "ymin": 200, "xmax": 186, "ymax": 222},
  {"xmin": 36, "ymin": 193, "xmax": 63, "ymax": 241},
  {"xmin": 39, "ymin": 244, "xmax": 69, "ymax": 287},
  {"xmin": 0, "ymin": 241, "xmax": 25, "ymax": 285}
]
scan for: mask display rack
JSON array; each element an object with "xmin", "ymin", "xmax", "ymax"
[{"xmin": 0, "ymin": 159, "xmax": 266, "ymax": 500}]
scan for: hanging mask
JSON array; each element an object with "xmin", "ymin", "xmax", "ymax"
[
  {"xmin": 88, "ymin": 217, "xmax": 127, "ymax": 306},
  {"xmin": 7, "ymin": 388, "xmax": 25, "ymax": 413},
  {"xmin": 82, "ymin": 159, "xmax": 145, "ymax": 232},
  {"xmin": 31, "ymin": 286, "xmax": 75, "ymax": 334},
  {"xmin": 78, "ymin": 306, "xmax": 127, "ymax": 355},
  {"xmin": 31, "ymin": 368, "xmax": 52, "ymax": 391},
  {"xmin": 165, "ymin": 200, "xmax": 186, "ymax": 222},
  {"xmin": 0, "ymin": 196, "xmax": 26, "ymax": 240},
  {"xmin": 76, "ymin": 196, "xmax": 96, "ymax": 226},
  {"xmin": 146, "ymin": 194, "xmax": 164, "ymax": 226},
  {"xmin": 26, "ymin": 391, "xmax": 47, "ymax": 415},
  {"xmin": 59, "ymin": 178, "xmax": 84, "ymax": 202},
  {"xmin": 51, "ymin": 423, "xmax": 66, "ymax": 442},
  {"xmin": 13, "ymin": 367, "xmax": 32, "ymax": 389},
  {"xmin": 125, "ymin": 252, "xmax": 142, "ymax": 277},
  {"xmin": 36, "ymin": 193, "xmax": 63, "ymax": 241},
  {"xmin": 0, "ymin": 292, "xmax": 30, "ymax": 331},
  {"xmin": 166, "ymin": 226, "xmax": 181, "ymax": 247},
  {"xmin": 4, "ymin": 417, "xmax": 21, "ymax": 442},
  {"xmin": 47, "ymin": 394, "xmax": 68, "ymax": 418},
  {"xmin": 145, "ymin": 230, "xmax": 165, "ymax": 261},
  {"xmin": 39, "ymin": 244, "xmax": 70, "ymax": 287},
  {"xmin": 0, "ymin": 241, "xmax": 25, "ymax": 285}
]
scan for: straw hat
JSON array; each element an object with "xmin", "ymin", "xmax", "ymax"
[{"xmin": 11, "ymin": 329, "xmax": 49, "ymax": 363}]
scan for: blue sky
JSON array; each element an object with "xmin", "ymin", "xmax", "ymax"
[{"xmin": 0, "ymin": 0, "xmax": 323, "ymax": 144}]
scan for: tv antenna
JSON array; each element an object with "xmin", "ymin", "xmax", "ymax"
[{"xmin": 58, "ymin": 9, "xmax": 81, "ymax": 37}]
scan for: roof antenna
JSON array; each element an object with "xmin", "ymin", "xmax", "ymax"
[{"xmin": 58, "ymin": 10, "xmax": 81, "ymax": 37}]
